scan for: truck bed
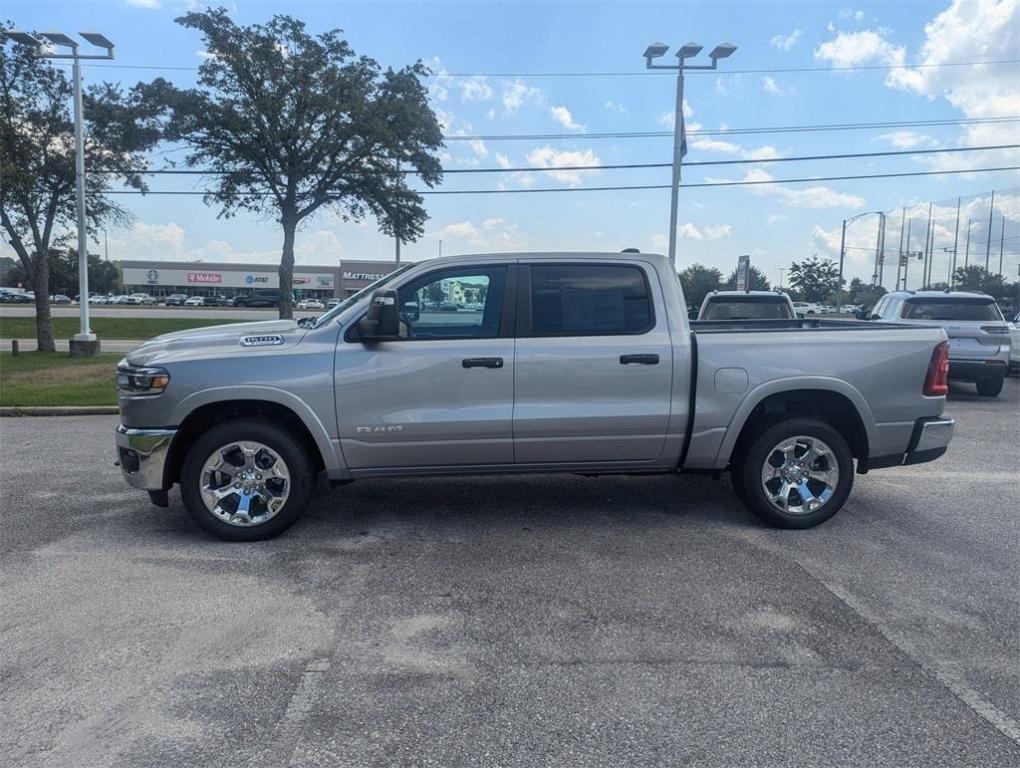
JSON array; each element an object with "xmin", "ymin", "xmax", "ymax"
[{"xmin": 691, "ymin": 318, "xmax": 900, "ymax": 333}]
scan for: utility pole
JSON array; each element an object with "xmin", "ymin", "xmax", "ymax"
[
  {"xmin": 964, "ymin": 219, "xmax": 972, "ymax": 268},
  {"xmin": 950, "ymin": 197, "xmax": 960, "ymax": 288},
  {"xmin": 438, "ymin": 239, "xmax": 442, "ymax": 259},
  {"xmin": 985, "ymin": 190, "xmax": 995, "ymax": 271},
  {"xmin": 888, "ymin": 206, "xmax": 905, "ymax": 289},
  {"xmin": 394, "ymin": 159, "xmax": 401, "ymax": 266},
  {"xmin": 999, "ymin": 215, "xmax": 1006, "ymax": 276},
  {"xmin": 872, "ymin": 213, "xmax": 885, "ymax": 295},
  {"xmin": 778, "ymin": 267, "xmax": 785, "ymax": 290},
  {"xmin": 902, "ymin": 220, "xmax": 913, "ymax": 290},
  {"xmin": 922, "ymin": 202, "xmax": 933, "ymax": 288},
  {"xmin": 4, "ymin": 30, "xmax": 114, "ymax": 355},
  {"xmin": 643, "ymin": 41, "xmax": 737, "ymax": 267}
]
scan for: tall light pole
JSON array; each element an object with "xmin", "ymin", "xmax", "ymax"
[
  {"xmin": 5, "ymin": 29, "xmax": 114, "ymax": 356},
  {"xmin": 837, "ymin": 211, "xmax": 883, "ymax": 313},
  {"xmin": 778, "ymin": 267, "xmax": 785, "ymax": 290},
  {"xmin": 643, "ymin": 40, "xmax": 737, "ymax": 267}
]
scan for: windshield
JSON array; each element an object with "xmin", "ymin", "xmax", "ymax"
[
  {"xmin": 702, "ymin": 298, "xmax": 794, "ymax": 320},
  {"xmin": 310, "ymin": 263, "xmax": 415, "ymax": 329},
  {"xmin": 901, "ymin": 299, "xmax": 1003, "ymax": 321}
]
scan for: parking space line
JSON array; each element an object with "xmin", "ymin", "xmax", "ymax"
[
  {"xmin": 800, "ymin": 562, "xmax": 1020, "ymax": 748},
  {"xmin": 256, "ymin": 657, "xmax": 332, "ymax": 768}
]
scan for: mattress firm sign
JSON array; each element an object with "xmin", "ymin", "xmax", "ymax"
[{"xmin": 122, "ymin": 267, "xmax": 334, "ymax": 290}]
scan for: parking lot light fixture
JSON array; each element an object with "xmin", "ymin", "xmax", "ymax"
[
  {"xmin": 2, "ymin": 29, "xmax": 115, "ymax": 354},
  {"xmin": 643, "ymin": 39, "xmax": 737, "ymax": 268},
  {"xmin": 837, "ymin": 211, "xmax": 883, "ymax": 312}
]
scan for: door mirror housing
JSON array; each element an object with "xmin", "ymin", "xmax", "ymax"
[{"xmin": 358, "ymin": 289, "xmax": 400, "ymax": 340}]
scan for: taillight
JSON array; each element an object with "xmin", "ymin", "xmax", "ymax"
[
  {"xmin": 980, "ymin": 325, "xmax": 1009, "ymax": 334},
  {"xmin": 924, "ymin": 341, "xmax": 950, "ymax": 396}
]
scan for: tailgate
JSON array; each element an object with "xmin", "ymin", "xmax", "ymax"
[{"xmin": 945, "ymin": 322, "xmax": 1004, "ymax": 359}]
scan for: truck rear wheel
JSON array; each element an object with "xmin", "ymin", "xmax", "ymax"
[
  {"xmin": 732, "ymin": 418, "xmax": 853, "ymax": 529},
  {"xmin": 976, "ymin": 377, "xmax": 1004, "ymax": 397},
  {"xmin": 180, "ymin": 418, "xmax": 315, "ymax": 541}
]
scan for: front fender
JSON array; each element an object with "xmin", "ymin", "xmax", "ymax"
[{"xmin": 170, "ymin": 385, "xmax": 346, "ymax": 476}]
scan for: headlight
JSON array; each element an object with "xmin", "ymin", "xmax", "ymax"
[{"xmin": 117, "ymin": 362, "xmax": 170, "ymax": 395}]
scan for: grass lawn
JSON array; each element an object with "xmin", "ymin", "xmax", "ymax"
[
  {"xmin": 0, "ymin": 351, "xmax": 122, "ymax": 406},
  {"xmin": 0, "ymin": 316, "xmax": 248, "ymax": 341}
]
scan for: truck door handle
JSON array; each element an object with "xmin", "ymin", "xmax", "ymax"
[
  {"xmin": 620, "ymin": 354, "xmax": 659, "ymax": 365},
  {"xmin": 462, "ymin": 357, "xmax": 504, "ymax": 369}
]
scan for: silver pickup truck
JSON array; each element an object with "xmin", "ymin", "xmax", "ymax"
[{"xmin": 115, "ymin": 251, "xmax": 955, "ymax": 540}]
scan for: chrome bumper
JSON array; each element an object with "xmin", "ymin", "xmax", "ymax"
[
  {"xmin": 903, "ymin": 416, "xmax": 954, "ymax": 465},
  {"xmin": 115, "ymin": 425, "xmax": 176, "ymax": 491}
]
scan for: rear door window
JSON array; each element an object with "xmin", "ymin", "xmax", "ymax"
[
  {"xmin": 528, "ymin": 264, "xmax": 653, "ymax": 336},
  {"xmin": 702, "ymin": 298, "xmax": 793, "ymax": 320},
  {"xmin": 901, "ymin": 299, "xmax": 1003, "ymax": 321}
]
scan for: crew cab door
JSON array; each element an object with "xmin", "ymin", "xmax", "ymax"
[
  {"xmin": 336, "ymin": 264, "xmax": 515, "ymax": 470},
  {"xmin": 513, "ymin": 261, "xmax": 673, "ymax": 463}
]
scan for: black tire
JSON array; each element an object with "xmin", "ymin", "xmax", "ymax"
[
  {"xmin": 180, "ymin": 418, "xmax": 315, "ymax": 541},
  {"xmin": 731, "ymin": 417, "xmax": 854, "ymax": 529},
  {"xmin": 976, "ymin": 377, "xmax": 1004, "ymax": 397}
]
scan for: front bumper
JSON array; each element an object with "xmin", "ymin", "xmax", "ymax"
[
  {"xmin": 115, "ymin": 425, "xmax": 177, "ymax": 491},
  {"xmin": 862, "ymin": 416, "xmax": 954, "ymax": 471}
]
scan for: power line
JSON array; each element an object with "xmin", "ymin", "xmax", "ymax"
[
  {"xmin": 101, "ymin": 165, "xmax": 1020, "ymax": 196},
  {"xmin": 94, "ymin": 143, "xmax": 1020, "ymax": 177},
  {"xmin": 443, "ymin": 116, "xmax": 1020, "ymax": 141},
  {"xmin": 52, "ymin": 58, "xmax": 1020, "ymax": 77}
]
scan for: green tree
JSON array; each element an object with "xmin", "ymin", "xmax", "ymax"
[
  {"xmin": 847, "ymin": 277, "xmax": 886, "ymax": 309},
  {"xmin": 138, "ymin": 8, "xmax": 443, "ymax": 319},
  {"xmin": 788, "ymin": 255, "xmax": 842, "ymax": 303},
  {"xmin": 678, "ymin": 264, "xmax": 724, "ymax": 309},
  {"xmin": 723, "ymin": 265, "xmax": 771, "ymax": 291},
  {"xmin": 952, "ymin": 265, "xmax": 1013, "ymax": 302},
  {"xmin": 0, "ymin": 29, "xmax": 159, "ymax": 350}
]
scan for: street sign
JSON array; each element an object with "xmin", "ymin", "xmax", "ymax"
[{"xmin": 736, "ymin": 254, "xmax": 750, "ymax": 292}]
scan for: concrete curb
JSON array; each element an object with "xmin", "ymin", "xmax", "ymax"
[{"xmin": 1, "ymin": 406, "xmax": 119, "ymax": 417}]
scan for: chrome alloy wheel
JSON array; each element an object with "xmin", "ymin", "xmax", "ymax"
[
  {"xmin": 199, "ymin": 441, "xmax": 291, "ymax": 526},
  {"xmin": 760, "ymin": 435, "xmax": 839, "ymax": 515}
]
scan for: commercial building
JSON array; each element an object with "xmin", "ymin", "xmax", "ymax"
[{"xmin": 116, "ymin": 259, "xmax": 405, "ymax": 300}]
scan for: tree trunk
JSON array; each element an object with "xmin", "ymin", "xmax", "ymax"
[
  {"xmin": 33, "ymin": 253, "xmax": 56, "ymax": 352},
  {"xmin": 278, "ymin": 211, "xmax": 297, "ymax": 320}
]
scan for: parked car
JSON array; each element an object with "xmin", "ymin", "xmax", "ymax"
[
  {"xmin": 115, "ymin": 251, "xmax": 954, "ymax": 541},
  {"xmin": 164, "ymin": 294, "xmax": 189, "ymax": 306},
  {"xmin": 871, "ymin": 290, "xmax": 1010, "ymax": 396},
  {"xmin": 325, "ymin": 298, "xmax": 342, "ymax": 309},
  {"xmin": 232, "ymin": 290, "xmax": 295, "ymax": 308},
  {"xmin": 698, "ymin": 291, "xmax": 796, "ymax": 321},
  {"xmin": 201, "ymin": 295, "xmax": 233, "ymax": 307},
  {"xmin": 109, "ymin": 295, "xmax": 131, "ymax": 305},
  {"xmin": 88, "ymin": 294, "xmax": 109, "ymax": 305},
  {"xmin": 0, "ymin": 288, "xmax": 32, "ymax": 303},
  {"xmin": 184, "ymin": 296, "xmax": 205, "ymax": 306},
  {"xmin": 297, "ymin": 298, "xmax": 325, "ymax": 310},
  {"xmin": 128, "ymin": 293, "xmax": 157, "ymax": 305},
  {"xmin": 50, "ymin": 294, "xmax": 71, "ymax": 305},
  {"xmin": 792, "ymin": 302, "xmax": 823, "ymax": 317},
  {"xmin": 1009, "ymin": 312, "xmax": 1020, "ymax": 376},
  {"xmin": 837, "ymin": 304, "xmax": 861, "ymax": 315}
]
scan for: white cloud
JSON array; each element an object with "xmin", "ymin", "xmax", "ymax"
[
  {"xmin": 770, "ymin": 29, "xmax": 803, "ymax": 51},
  {"xmin": 524, "ymin": 146, "xmax": 601, "ymax": 187},
  {"xmin": 196, "ymin": 49, "xmax": 217, "ymax": 61},
  {"xmin": 651, "ymin": 234, "xmax": 669, "ymax": 249},
  {"xmin": 107, "ymin": 222, "xmax": 346, "ymax": 264},
  {"xmin": 710, "ymin": 168, "xmax": 866, "ymax": 209},
  {"xmin": 125, "ymin": 0, "xmax": 160, "ymax": 8},
  {"xmin": 767, "ymin": 214, "xmax": 788, "ymax": 224},
  {"xmin": 678, "ymin": 223, "xmax": 733, "ymax": 241},
  {"xmin": 884, "ymin": 0, "xmax": 1020, "ymax": 172},
  {"xmin": 761, "ymin": 76, "xmax": 784, "ymax": 95},
  {"xmin": 877, "ymin": 131, "xmax": 940, "ymax": 149},
  {"xmin": 501, "ymin": 79, "xmax": 544, "ymax": 115},
  {"xmin": 459, "ymin": 76, "xmax": 493, "ymax": 102},
  {"xmin": 839, "ymin": 8, "xmax": 866, "ymax": 22},
  {"xmin": 435, "ymin": 218, "xmax": 529, "ymax": 251},
  {"xmin": 549, "ymin": 105, "xmax": 585, "ymax": 132},
  {"xmin": 814, "ymin": 29, "xmax": 906, "ymax": 68},
  {"xmin": 604, "ymin": 100, "xmax": 627, "ymax": 113},
  {"xmin": 747, "ymin": 145, "xmax": 780, "ymax": 160},
  {"xmin": 495, "ymin": 152, "xmax": 513, "ymax": 169}
]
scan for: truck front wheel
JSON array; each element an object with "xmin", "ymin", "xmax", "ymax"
[
  {"xmin": 731, "ymin": 418, "xmax": 854, "ymax": 529},
  {"xmin": 180, "ymin": 418, "xmax": 315, "ymax": 541}
]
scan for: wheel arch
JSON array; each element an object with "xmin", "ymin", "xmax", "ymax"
[
  {"xmin": 163, "ymin": 388, "xmax": 344, "ymax": 488},
  {"xmin": 719, "ymin": 379, "xmax": 875, "ymax": 469}
]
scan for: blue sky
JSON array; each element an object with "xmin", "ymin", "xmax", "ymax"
[{"xmin": 5, "ymin": 0, "xmax": 1019, "ymax": 287}]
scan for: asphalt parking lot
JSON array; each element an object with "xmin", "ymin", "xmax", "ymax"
[{"xmin": 1, "ymin": 379, "xmax": 1018, "ymax": 768}]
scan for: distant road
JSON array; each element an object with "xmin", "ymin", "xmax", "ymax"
[{"xmin": 0, "ymin": 305, "xmax": 320, "ymax": 320}]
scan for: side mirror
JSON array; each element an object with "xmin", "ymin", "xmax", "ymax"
[
  {"xmin": 869, "ymin": 313, "xmax": 881, "ymax": 321},
  {"xmin": 358, "ymin": 289, "xmax": 400, "ymax": 340}
]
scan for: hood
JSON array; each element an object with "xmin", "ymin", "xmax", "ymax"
[{"xmin": 125, "ymin": 319, "xmax": 307, "ymax": 365}]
